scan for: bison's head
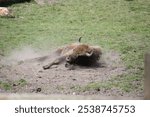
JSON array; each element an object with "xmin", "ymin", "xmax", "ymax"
[{"xmin": 65, "ymin": 44, "xmax": 103, "ymax": 67}]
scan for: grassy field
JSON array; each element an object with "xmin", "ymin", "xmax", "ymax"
[{"xmin": 0, "ymin": 0, "xmax": 150, "ymax": 93}]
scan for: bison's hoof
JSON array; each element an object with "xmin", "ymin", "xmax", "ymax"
[
  {"xmin": 65, "ymin": 63, "xmax": 75, "ymax": 70},
  {"xmin": 43, "ymin": 65, "xmax": 50, "ymax": 70}
]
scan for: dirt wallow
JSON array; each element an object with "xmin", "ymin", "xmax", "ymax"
[{"xmin": 0, "ymin": 43, "xmax": 143, "ymax": 99}]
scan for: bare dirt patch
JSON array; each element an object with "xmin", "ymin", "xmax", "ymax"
[{"xmin": 0, "ymin": 47, "xmax": 143, "ymax": 99}]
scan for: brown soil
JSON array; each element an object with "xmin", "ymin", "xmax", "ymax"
[{"xmin": 0, "ymin": 47, "xmax": 143, "ymax": 99}]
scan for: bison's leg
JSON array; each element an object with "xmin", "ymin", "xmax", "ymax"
[
  {"xmin": 43, "ymin": 59, "xmax": 59, "ymax": 70},
  {"xmin": 65, "ymin": 62, "xmax": 75, "ymax": 70},
  {"xmin": 43, "ymin": 56, "xmax": 66, "ymax": 70}
]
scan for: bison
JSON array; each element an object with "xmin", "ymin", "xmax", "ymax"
[{"xmin": 43, "ymin": 41, "xmax": 102, "ymax": 70}]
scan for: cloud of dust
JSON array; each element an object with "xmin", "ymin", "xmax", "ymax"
[
  {"xmin": 12, "ymin": 47, "xmax": 40, "ymax": 60},
  {"xmin": 1, "ymin": 47, "xmax": 44, "ymax": 65}
]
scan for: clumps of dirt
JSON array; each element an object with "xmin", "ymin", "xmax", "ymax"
[{"xmin": 0, "ymin": 47, "xmax": 142, "ymax": 98}]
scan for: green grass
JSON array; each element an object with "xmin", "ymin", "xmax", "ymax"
[
  {"xmin": 0, "ymin": 79, "xmax": 27, "ymax": 91},
  {"xmin": 0, "ymin": 0, "xmax": 150, "ymax": 93},
  {"xmin": 82, "ymin": 73, "xmax": 143, "ymax": 93},
  {"xmin": 0, "ymin": 81, "xmax": 12, "ymax": 90},
  {"xmin": 16, "ymin": 79, "xmax": 27, "ymax": 86}
]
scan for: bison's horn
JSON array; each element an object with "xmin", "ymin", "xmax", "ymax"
[
  {"xmin": 85, "ymin": 50, "xmax": 93, "ymax": 57},
  {"xmin": 78, "ymin": 37, "xmax": 82, "ymax": 42}
]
